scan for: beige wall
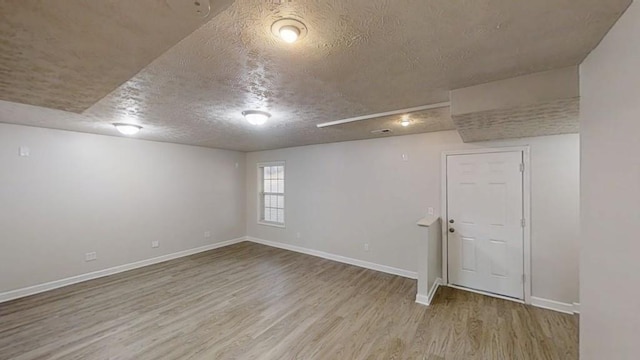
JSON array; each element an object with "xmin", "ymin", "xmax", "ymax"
[
  {"xmin": 580, "ymin": 1, "xmax": 640, "ymax": 358},
  {"xmin": 0, "ymin": 123, "xmax": 246, "ymax": 293},
  {"xmin": 246, "ymin": 131, "xmax": 580, "ymax": 305}
]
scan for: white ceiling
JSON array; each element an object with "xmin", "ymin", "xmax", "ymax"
[{"xmin": 0, "ymin": 0, "xmax": 631, "ymax": 151}]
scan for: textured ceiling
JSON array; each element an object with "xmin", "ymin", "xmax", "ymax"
[
  {"xmin": 0, "ymin": 0, "xmax": 632, "ymax": 151},
  {"xmin": 453, "ymin": 98, "xmax": 580, "ymax": 142},
  {"xmin": 0, "ymin": 0, "xmax": 234, "ymax": 112}
]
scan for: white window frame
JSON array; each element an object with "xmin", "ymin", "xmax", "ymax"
[{"xmin": 257, "ymin": 161, "xmax": 286, "ymax": 228}]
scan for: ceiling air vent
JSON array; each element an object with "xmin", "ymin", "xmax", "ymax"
[
  {"xmin": 166, "ymin": 0, "xmax": 211, "ymax": 18},
  {"xmin": 371, "ymin": 129, "xmax": 392, "ymax": 135}
]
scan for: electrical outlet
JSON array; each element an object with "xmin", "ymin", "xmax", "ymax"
[
  {"xmin": 364, "ymin": 243, "xmax": 369, "ymax": 251},
  {"xmin": 428, "ymin": 207, "xmax": 434, "ymax": 215},
  {"xmin": 204, "ymin": 231, "xmax": 211, "ymax": 238},
  {"xmin": 151, "ymin": 241, "xmax": 159, "ymax": 248},
  {"xmin": 85, "ymin": 252, "xmax": 97, "ymax": 262}
]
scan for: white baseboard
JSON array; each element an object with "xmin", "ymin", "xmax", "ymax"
[
  {"xmin": 415, "ymin": 277, "xmax": 442, "ymax": 306},
  {"xmin": 0, "ymin": 237, "xmax": 246, "ymax": 303},
  {"xmin": 246, "ymin": 236, "xmax": 417, "ymax": 279},
  {"xmin": 415, "ymin": 294, "xmax": 430, "ymax": 305},
  {"xmin": 427, "ymin": 277, "xmax": 443, "ymax": 304},
  {"xmin": 572, "ymin": 302, "xmax": 580, "ymax": 314},
  {"xmin": 531, "ymin": 296, "xmax": 580, "ymax": 315}
]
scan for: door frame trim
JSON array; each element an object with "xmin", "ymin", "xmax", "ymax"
[{"xmin": 440, "ymin": 146, "xmax": 532, "ymax": 304}]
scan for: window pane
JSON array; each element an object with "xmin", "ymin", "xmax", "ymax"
[{"xmin": 259, "ymin": 164, "xmax": 285, "ymax": 225}]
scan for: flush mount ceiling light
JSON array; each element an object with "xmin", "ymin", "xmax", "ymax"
[
  {"xmin": 242, "ymin": 110, "xmax": 271, "ymax": 125},
  {"xmin": 271, "ymin": 18, "xmax": 308, "ymax": 44},
  {"xmin": 113, "ymin": 123, "xmax": 142, "ymax": 135},
  {"xmin": 400, "ymin": 116, "xmax": 412, "ymax": 127}
]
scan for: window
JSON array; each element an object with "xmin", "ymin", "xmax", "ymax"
[{"xmin": 258, "ymin": 162, "xmax": 285, "ymax": 227}]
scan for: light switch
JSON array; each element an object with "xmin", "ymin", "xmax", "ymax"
[{"xmin": 19, "ymin": 146, "xmax": 30, "ymax": 157}]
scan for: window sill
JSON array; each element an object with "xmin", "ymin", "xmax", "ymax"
[{"xmin": 258, "ymin": 221, "xmax": 286, "ymax": 229}]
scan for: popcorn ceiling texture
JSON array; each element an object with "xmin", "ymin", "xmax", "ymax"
[
  {"xmin": 0, "ymin": 0, "xmax": 631, "ymax": 151},
  {"xmin": 0, "ymin": 0, "xmax": 234, "ymax": 113},
  {"xmin": 453, "ymin": 98, "xmax": 580, "ymax": 143}
]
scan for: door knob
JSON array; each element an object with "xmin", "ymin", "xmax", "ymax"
[
  {"xmin": 449, "ymin": 228, "xmax": 455, "ymax": 233},
  {"xmin": 449, "ymin": 219, "xmax": 455, "ymax": 224}
]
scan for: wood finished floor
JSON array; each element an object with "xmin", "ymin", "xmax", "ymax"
[{"xmin": 0, "ymin": 242, "xmax": 578, "ymax": 360}]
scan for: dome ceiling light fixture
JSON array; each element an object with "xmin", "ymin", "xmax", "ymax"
[
  {"xmin": 242, "ymin": 110, "xmax": 271, "ymax": 126},
  {"xmin": 400, "ymin": 115, "xmax": 412, "ymax": 127},
  {"xmin": 271, "ymin": 18, "xmax": 308, "ymax": 44},
  {"xmin": 113, "ymin": 123, "xmax": 143, "ymax": 135}
]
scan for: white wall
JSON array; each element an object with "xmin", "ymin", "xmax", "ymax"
[
  {"xmin": 427, "ymin": 219, "xmax": 442, "ymax": 294},
  {"xmin": 246, "ymin": 131, "xmax": 580, "ymax": 305},
  {"xmin": 0, "ymin": 123, "xmax": 246, "ymax": 294},
  {"xmin": 451, "ymin": 66, "xmax": 579, "ymax": 115},
  {"xmin": 580, "ymin": 1, "xmax": 640, "ymax": 358}
]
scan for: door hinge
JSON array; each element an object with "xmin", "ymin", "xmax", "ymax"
[
  {"xmin": 519, "ymin": 163, "xmax": 525, "ymax": 172},
  {"xmin": 521, "ymin": 218, "xmax": 526, "ymax": 227}
]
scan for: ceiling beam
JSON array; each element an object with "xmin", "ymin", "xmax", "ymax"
[{"xmin": 316, "ymin": 102, "xmax": 451, "ymax": 128}]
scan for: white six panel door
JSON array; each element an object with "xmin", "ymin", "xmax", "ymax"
[{"xmin": 447, "ymin": 151, "xmax": 524, "ymax": 299}]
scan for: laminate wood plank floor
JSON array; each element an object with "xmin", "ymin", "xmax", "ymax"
[{"xmin": 0, "ymin": 242, "xmax": 578, "ymax": 360}]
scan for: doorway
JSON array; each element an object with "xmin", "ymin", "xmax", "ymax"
[{"xmin": 442, "ymin": 147, "xmax": 531, "ymax": 302}]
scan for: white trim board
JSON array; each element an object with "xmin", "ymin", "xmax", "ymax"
[
  {"xmin": 416, "ymin": 278, "xmax": 443, "ymax": 306},
  {"xmin": 2, "ymin": 235, "xmax": 577, "ymax": 316},
  {"xmin": 531, "ymin": 297, "xmax": 581, "ymax": 315},
  {"xmin": 246, "ymin": 236, "xmax": 418, "ymax": 279},
  {"xmin": 0, "ymin": 237, "xmax": 246, "ymax": 303}
]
